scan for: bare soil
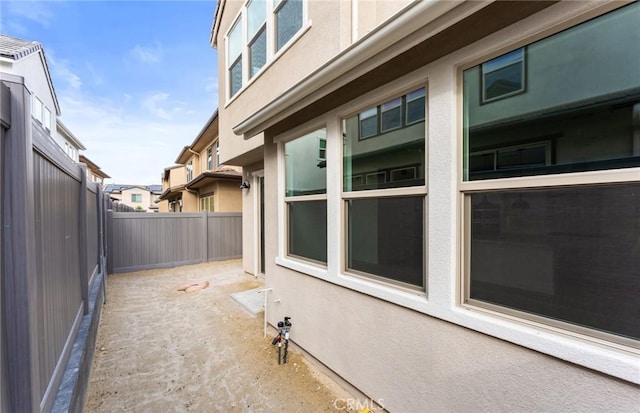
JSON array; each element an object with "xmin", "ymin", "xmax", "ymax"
[{"xmin": 85, "ymin": 260, "xmax": 354, "ymax": 412}]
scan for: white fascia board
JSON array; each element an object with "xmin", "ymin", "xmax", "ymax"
[
  {"xmin": 232, "ymin": 0, "xmax": 468, "ymax": 138},
  {"xmin": 210, "ymin": 0, "xmax": 227, "ymax": 48}
]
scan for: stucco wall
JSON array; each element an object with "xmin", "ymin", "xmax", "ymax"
[
  {"xmin": 215, "ymin": 181, "xmax": 242, "ymax": 212},
  {"xmin": 181, "ymin": 191, "xmax": 199, "ymax": 212},
  {"xmin": 257, "ymin": 1, "xmax": 639, "ymax": 411},
  {"xmin": 12, "ymin": 53, "xmax": 56, "ymax": 120}
]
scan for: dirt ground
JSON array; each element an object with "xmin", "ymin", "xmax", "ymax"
[{"xmin": 85, "ymin": 260, "xmax": 355, "ymax": 412}]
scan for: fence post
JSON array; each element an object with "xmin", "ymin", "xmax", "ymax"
[
  {"xmin": 78, "ymin": 164, "xmax": 89, "ymax": 315},
  {"xmin": 1, "ymin": 75, "xmax": 39, "ymax": 412},
  {"xmin": 202, "ymin": 210, "xmax": 209, "ymax": 263},
  {"xmin": 106, "ymin": 210, "xmax": 114, "ymax": 275},
  {"xmin": 97, "ymin": 189, "xmax": 107, "ymax": 301}
]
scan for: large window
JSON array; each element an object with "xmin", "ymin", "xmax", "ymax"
[
  {"xmin": 131, "ymin": 194, "xmax": 142, "ymax": 203},
  {"xmin": 225, "ymin": 0, "xmax": 305, "ymax": 98},
  {"xmin": 284, "ymin": 128, "xmax": 327, "ymax": 263},
  {"xmin": 462, "ymin": 2, "xmax": 640, "ymax": 346},
  {"xmin": 343, "ymin": 88, "xmax": 426, "ymax": 289}
]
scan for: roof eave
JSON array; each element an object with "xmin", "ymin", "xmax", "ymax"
[
  {"xmin": 56, "ymin": 119, "xmax": 87, "ymax": 150},
  {"xmin": 210, "ymin": 0, "xmax": 227, "ymax": 48},
  {"xmin": 185, "ymin": 171, "xmax": 242, "ymax": 190}
]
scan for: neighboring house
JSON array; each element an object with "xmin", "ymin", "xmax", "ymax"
[
  {"xmin": 0, "ymin": 35, "xmax": 89, "ymax": 162},
  {"xmin": 0, "ymin": 34, "xmax": 59, "ymax": 141},
  {"xmin": 211, "ymin": 1, "xmax": 639, "ymax": 411},
  {"xmin": 158, "ymin": 165, "xmax": 187, "ymax": 212},
  {"xmin": 56, "ymin": 119, "xmax": 86, "ymax": 162},
  {"xmin": 158, "ymin": 110, "xmax": 242, "ymax": 213},
  {"xmin": 79, "ymin": 154, "xmax": 110, "ymax": 188},
  {"xmin": 104, "ymin": 184, "xmax": 162, "ymax": 213}
]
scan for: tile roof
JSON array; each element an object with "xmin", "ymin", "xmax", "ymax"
[
  {"xmin": 104, "ymin": 184, "xmax": 162, "ymax": 194},
  {"xmin": 0, "ymin": 35, "xmax": 42, "ymax": 61}
]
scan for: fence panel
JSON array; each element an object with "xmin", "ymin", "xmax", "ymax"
[
  {"xmin": 109, "ymin": 212, "xmax": 242, "ymax": 273},
  {"xmin": 1, "ymin": 74, "xmax": 107, "ymax": 413},
  {"xmin": 208, "ymin": 213, "xmax": 242, "ymax": 261},
  {"xmin": 32, "ymin": 147, "xmax": 84, "ymax": 411},
  {"xmin": 0, "ymin": 81, "xmax": 9, "ymax": 413}
]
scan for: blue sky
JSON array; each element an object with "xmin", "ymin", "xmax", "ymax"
[{"xmin": 2, "ymin": 0, "xmax": 219, "ymax": 185}]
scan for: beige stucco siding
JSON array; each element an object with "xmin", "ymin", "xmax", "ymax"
[
  {"xmin": 181, "ymin": 191, "xmax": 199, "ymax": 212},
  {"xmin": 215, "ymin": 181, "xmax": 242, "ymax": 212}
]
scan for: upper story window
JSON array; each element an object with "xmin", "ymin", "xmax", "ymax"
[
  {"xmin": 215, "ymin": 141, "xmax": 221, "ymax": 168},
  {"xmin": 225, "ymin": 0, "xmax": 306, "ymax": 99},
  {"xmin": 207, "ymin": 146, "xmax": 214, "ymax": 170},
  {"xmin": 275, "ymin": 0, "xmax": 303, "ymax": 51},
  {"xmin": 31, "ymin": 95, "xmax": 51, "ymax": 132},
  {"xmin": 186, "ymin": 160, "xmax": 193, "ymax": 182},
  {"xmin": 248, "ymin": 0, "xmax": 267, "ymax": 77},
  {"xmin": 228, "ymin": 19, "xmax": 243, "ymax": 97},
  {"xmin": 131, "ymin": 194, "xmax": 142, "ymax": 203}
]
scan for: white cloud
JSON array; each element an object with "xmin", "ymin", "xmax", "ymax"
[
  {"xmin": 47, "ymin": 51, "xmax": 82, "ymax": 90},
  {"xmin": 130, "ymin": 43, "xmax": 163, "ymax": 64},
  {"xmin": 143, "ymin": 92, "xmax": 172, "ymax": 120},
  {"xmin": 57, "ymin": 93, "xmax": 210, "ymax": 185},
  {"xmin": 6, "ymin": 1, "xmax": 55, "ymax": 28}
]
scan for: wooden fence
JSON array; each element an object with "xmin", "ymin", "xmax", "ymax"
[
  {"xmin": 1, "ymin": 74, "xmax": 107, "ymax": 413},
  {"xmin": 107, "ymin": 212, "xmax": 242, "ymax": 273}
]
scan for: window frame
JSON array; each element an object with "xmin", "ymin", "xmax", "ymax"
[
  {"xmin": 200, "ymin": 194, "xmax": 215, "ymax": 212},
  {"xmin": 459, "ymin": 3, "xmax": 640, "ymax": 352},
  {"xmin": 342, "ymin": 85, "xmax": 429, "ymax": 291},
  {"xmin": 281, "ymin": 126, "xmax": 328, "ymax": 265},
  {"xmin": 131, "ymin": 194, "xmax": 142, "ymax": 203},
  {"xmin": 207, "ymin": 146, "xmax": 213, "ymax": 170}
]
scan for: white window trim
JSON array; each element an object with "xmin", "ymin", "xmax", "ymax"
[
  {"xmin": 277, "ymin": 124, "xmax": 328, "ymax": 266},
  {"xmin": 224, "ymin": 0, "xmax": 311, "ymax": 104}
]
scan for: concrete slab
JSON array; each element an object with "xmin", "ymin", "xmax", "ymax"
[{"xmin": 230, "ymin": 287, "xmax": 265, "ymax": 315}]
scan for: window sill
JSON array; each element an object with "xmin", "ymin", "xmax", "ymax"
[{"xmin": 275, "ymin": 255, "xmax": 327, "ymax": 279}]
